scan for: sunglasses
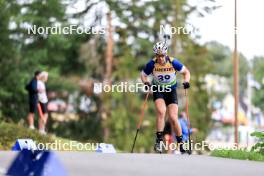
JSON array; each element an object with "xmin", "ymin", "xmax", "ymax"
[{"xmin": 155, "ymin": 54, "xmax": 165, "ymax": 57}]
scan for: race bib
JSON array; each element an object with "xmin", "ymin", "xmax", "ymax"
[{"xmin": 152, "ymin": 62, "xmax": 177, "ymax": 86}]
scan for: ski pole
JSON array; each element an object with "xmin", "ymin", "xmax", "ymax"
[
  {"xmin": 184, "ymin": 89, "xmax": 192, "ymax": 155},
  {"xmin": 131, "ymin": 91, "xmax": 150, "ymax": 153}
]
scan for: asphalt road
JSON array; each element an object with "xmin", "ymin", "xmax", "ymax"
[{"xmin": 0, "ymin": 152, "xmax": 263, "ymax": 176}]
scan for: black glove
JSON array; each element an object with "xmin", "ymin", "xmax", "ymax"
[
  {"xmin": 144, "ymin": 82, "xmax": 151, "ymax": 90},
  {"xmin": 183, "ymin": 82, "xmax": 190, "ymax": 89}
]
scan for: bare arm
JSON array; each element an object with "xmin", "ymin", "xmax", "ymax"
[
  {"xmin": 141, "ymin": 71, "xmax": 150, "ymax": 84},
  {"xmin": 180, "ymin": 66, "xmax": 190, "ymax": 83}
]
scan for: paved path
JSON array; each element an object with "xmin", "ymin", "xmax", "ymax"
[{"xmin": 0, "ymin": 152, "xmax": 263, "ymax": 176}]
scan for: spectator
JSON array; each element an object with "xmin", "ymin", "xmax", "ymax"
[
  {"xmin": 25, "ymin": 70, "xmax": 41, "ymax": 129},
  {"xmin": 179, "ymin": 112, "xmax": 198, "ymax": 142},
  {"xmin": 37, "ymin": 71, "xmax": 49, "ymax": 135}
]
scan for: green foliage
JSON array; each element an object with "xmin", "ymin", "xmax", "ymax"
[
  {"xmin": 0, "ymin": 0, "xmax": 229, "ymax": 152},
  {"xmin": 251, "ymin": 131, "xmax": 264, "ymax": 153},
  {"xmin": 47, "ymin": 113, "xmax": 103, "ymax": 142},
  {"xmin": 252, "ymin": 57, "xmax": 264, "ymax": 111},
  {"xmin": 0, "ymin": 122, "xmax": 96, "ymax": 151},
  {"xmin": 206, "ymin": 41, "xmax": 232, "ymax": 77},
  {"xmin": 108, "ymin": 91, "xmax": 156, "ymax": 152},
  {"xmin": 97, "ymin": 0, "xmax": 216, "ymax": 152},
  {"xmin": 211, "ymin": 149, "xmax": 264, "ymax": 162},
  {"xmin": 0, "ymin": 0, "xmax": 82, "ymax": 122},
  {"xmin": 0, "ymin": 122, "xmax": 53, "ymax": 150},
  {"xmin": 206, "ymin": 41, "xmax": 249, "ymax": 96}
]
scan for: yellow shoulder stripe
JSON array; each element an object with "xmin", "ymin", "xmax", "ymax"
[{"xmin": 169, "ymin": 56, "xmax": 174, "ymax": 62}]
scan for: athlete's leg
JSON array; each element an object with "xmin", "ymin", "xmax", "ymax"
[
  {"xmin": 154, "ymin": 98, "xmax": 166, "ymax": 152},
  {"xmin": 155, "ymin": 98, "xmax": 166, "ymax": 132},
  {"xmin": 167, "ymin": 104, "xmax": 186, "ymax": 153},
  {"xmin": 166, "ymin": 88, "xmax": 187, "ymax": 153},
  {"xmin": 167, "ymin": 104, "xmax": 182, "ymax": 136}
]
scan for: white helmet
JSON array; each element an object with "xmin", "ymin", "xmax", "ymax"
[{"xmin": 153, "ymin": 41, "xmax": 168, "ymax": 55}]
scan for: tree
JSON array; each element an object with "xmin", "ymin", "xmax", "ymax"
[
  {"xmin": 0, "ymin": 0, "xmax": 221, "ymax": 152},
  {"xmin": 0, "ymin": 0, "xmax": 81, "ymax": 121},
  {"xmin": 206, "ymin": 41, "xmax": 249, "ymax": 97},
  {"xmin": 252, "ymin": 57, "xmax": 264, "ymax": 111}
]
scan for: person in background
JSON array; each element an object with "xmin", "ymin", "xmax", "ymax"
[
  {"xmin": 37, "ymin": 71, "xmax": 49, "ymax": 135},
  {"xmin": 25, "ymin": 70, "xmax": 41, "ymax": 130},
  {"xmin": 179, "ymin": 112, "xmax": 198, "ymax": 142}
]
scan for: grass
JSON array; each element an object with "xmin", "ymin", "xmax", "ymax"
[
  {"xmin": 211, "ymin": 149, "xmax": 264, "ymax": 162},
  {"xmin": 0, "ymin": 122, "xmax": 95, "ymax": 151}
]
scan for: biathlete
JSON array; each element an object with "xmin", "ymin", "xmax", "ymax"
[{"xmin": 141, "ymin": 41, "xmax": 191, "ymax": 153}]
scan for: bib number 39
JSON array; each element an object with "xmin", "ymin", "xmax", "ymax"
[{"xmin": 157, "ymin": 75, "xmax": 170, "ymax": 81}]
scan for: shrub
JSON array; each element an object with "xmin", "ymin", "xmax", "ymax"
[
  {"xmin": 251, "ymin": 131, "xmax": 264, "ymax": 153},
  {"xmin": 0, "ymin": 122, "xmax": 53, "ymax": 150},
  {"xmin": 211, "ymin": 149, "xmax": 264, "ymax": 162}
]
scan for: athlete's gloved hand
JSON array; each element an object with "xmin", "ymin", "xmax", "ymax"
[
  {"xmin": 144, "ymin": 82, "xmax": 151, "ymax": 90},
  {"xmin": 183, "ymin": 82, "xmax": 190, "ymax": 89}
]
